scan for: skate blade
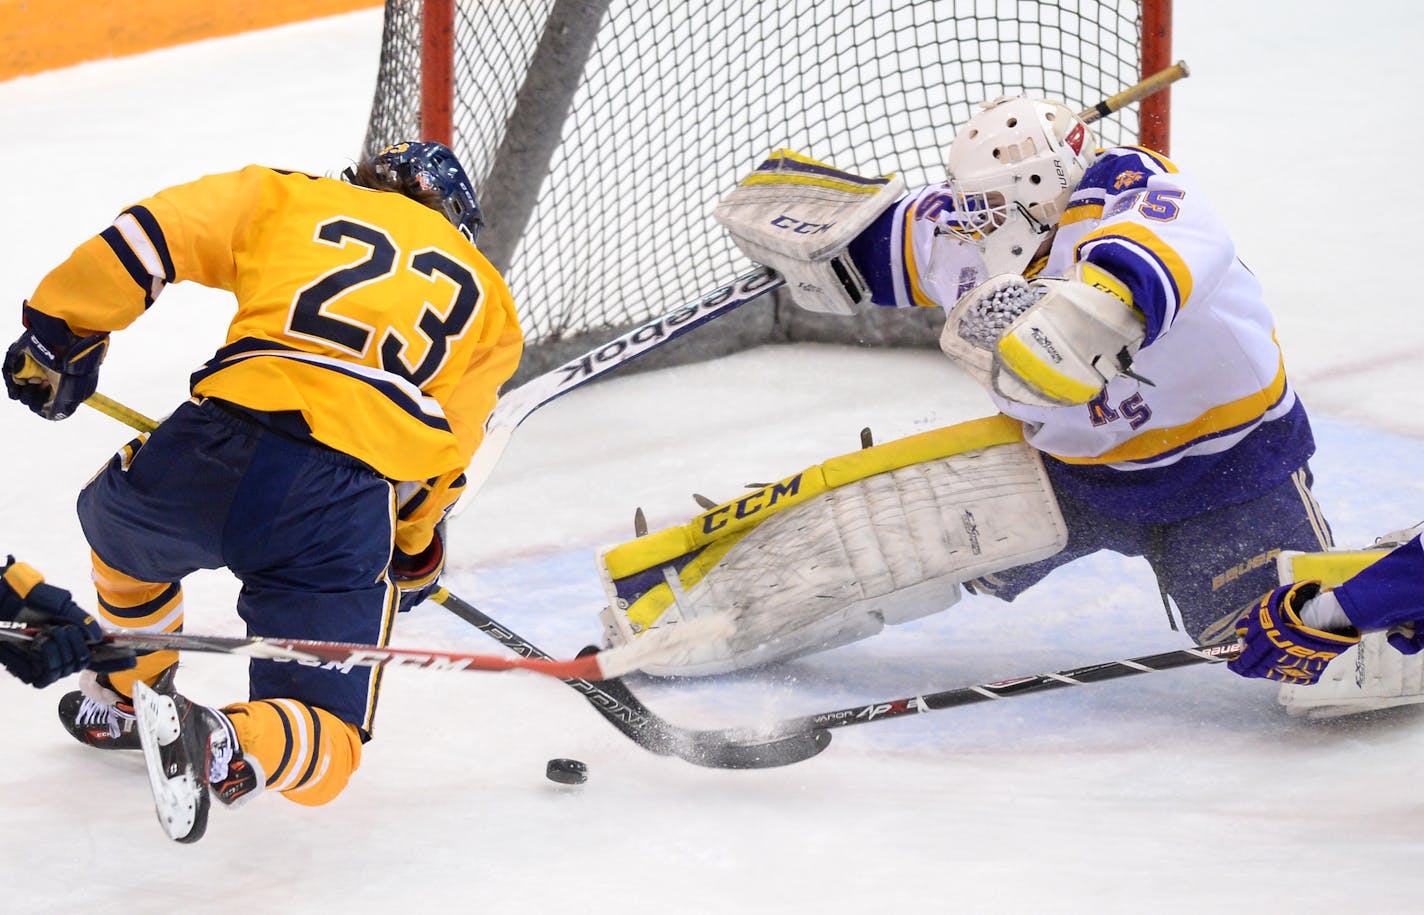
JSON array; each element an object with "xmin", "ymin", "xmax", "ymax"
[{"xmin": 133, "ymin": 682, "xmax": 210, "ymax": 843}]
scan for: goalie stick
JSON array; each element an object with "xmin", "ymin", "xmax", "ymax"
[
  {"xmin": 673, "ymin": 640, "xmax": 1244, "ymax": 746},
  {"xmin": 83, "ymin": 264, "xmax": 786, "ymax": 508},
  {"xmin": 74, "ymin": 393, "xmax": 827, "ymax": 767},
  {"xmin": 454, "ymin": 264, "xmax": 782, "ymax": 510},
  {"xmin": 0, "ymin": 609, "xmax": 731, "ymax": 682},
  {"xmin": 78, "ymin": 63, "xmax": 1192, "ymax": 763},
  {"xmin": 430, "ymin": 588, "xmax": 831, "ymax": 769},
  {"xmin": 83, "ymin": 62, "xmax": 1191, "ymax": 487}
]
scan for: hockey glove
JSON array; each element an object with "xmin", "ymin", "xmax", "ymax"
[
  {"xmin": 1227, "ymin": 582, "xmax": 1360, "ymax": 685},
  {"xmin": 4, "ymin": 304, "xmax": 109, "ymax": 421},
  {"xmin": 392, "ymin": 521, "xmax": 445, "ymax": 612},
  {"xmin": 0, "ymin": 557, "xmax": 135, "ymax": 688},
  {"xmin": 991, "ymin": 263, "xmax": 1147, "ymax": 408}
]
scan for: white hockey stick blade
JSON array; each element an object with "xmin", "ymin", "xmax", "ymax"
[
  {"xmin": 133, "ymin": 681, "xmax": 211, "ymax": 844},
  {"xmin": 450, "ymin": 266, "xmax": 783, "ymax": 518},
  {"xmin": 594, "ymin": 613, "xmax": 738, "ymax": 680}
]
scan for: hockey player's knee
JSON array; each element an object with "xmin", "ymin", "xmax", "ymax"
[
  {"xmin": 224, "ymin": 699, "xmax": 364, "ymax": 807},
  {"xmin": 88, "ymin": 551, "xmax": 182, "ymax": 694}
]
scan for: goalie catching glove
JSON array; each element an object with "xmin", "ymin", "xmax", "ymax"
[
  {"xmin": 941, "ymin": 263, "xmax": 1147, "ymax": 408},
  {"xmin": 4, "ymin": 304, "xmax": 109, "ymax": 421},
  {"xmin": 713, "ymin": 148, "xmax": 905, "ymax": 315}
]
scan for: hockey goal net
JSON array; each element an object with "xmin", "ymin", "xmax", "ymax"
[{"xmin": 363, "ymin": 0, "xmax": 1173, "ymax": 363}]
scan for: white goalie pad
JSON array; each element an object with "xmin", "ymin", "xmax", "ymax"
[
  {"xmin": 1275, "ymin": 546, "xmax": 1424, "ymax": 718},
  {"xmin": 598, "ymin": 415, "xmax": 1067, "ymax": 677},
  {"xmin": 713, "ymin": 148, "xmax": 905, "ymax": 315},
  {"xmin": 1277, "ymin": 631, "xmax": 1424, "ymax": 719}
]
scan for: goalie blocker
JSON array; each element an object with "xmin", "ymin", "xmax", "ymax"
[
  {"xmin": 713, "ymin": 148, "xmax": 905, "ymax": 315},
  {"xmin": 598, "ymin": 415, "xmax": 1067, "ymax": 677}
]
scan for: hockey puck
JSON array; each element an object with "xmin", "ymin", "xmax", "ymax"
[{"xmin": 545, "ymin": 758, "xmax": 588, "ymax": 785}]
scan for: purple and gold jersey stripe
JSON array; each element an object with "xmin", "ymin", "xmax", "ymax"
[
  {"xmin": 1076, "ymin": 221, "xmax": 1194, "ymax": 341},
  {"xmin": 849, "ymin": 184, "xmax": 987, "ymax": 311},
  {"xmin": 1055, "ymin": 349, "xmax": 1291, "ymax": 467}
]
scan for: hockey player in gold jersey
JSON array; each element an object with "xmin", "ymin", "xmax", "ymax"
[{"xmin": 3, "ymin": 141, "xmax": 523, "ymax": 842}]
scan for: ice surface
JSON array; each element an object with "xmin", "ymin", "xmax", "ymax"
[{"xmin": 2, "ymin": 3, "xmax": 1422, "ymax": 911}]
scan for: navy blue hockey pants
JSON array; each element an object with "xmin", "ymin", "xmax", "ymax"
[
  {"xmin": 77, "ymin": 398, "xmax": 398, "ymax": 734},
  {"xmin": 968, "ymin": 465, "xmax": 1334, "ymax": 642}
]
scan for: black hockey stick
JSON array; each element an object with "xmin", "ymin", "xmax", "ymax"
[
  {"xmin": 690, "ymin": 641, "xmax": 1243, "ymax": 744},
  {"xmin": 430, "ymin": 588, "xmax": 830, "ymax": 769}
]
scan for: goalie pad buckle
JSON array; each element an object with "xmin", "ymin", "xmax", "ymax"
[
  {"xmin": 598, "ymin": 415, "xmax": 1067, "ymax": 676},
  {"xmin": 713, "ymin": 149, "xmax": 905, "ymax": 315}
]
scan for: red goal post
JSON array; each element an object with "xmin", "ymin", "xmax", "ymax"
[{"xmin": 364, "ymin": 0, "xmax": 1174, "ymax": 369}]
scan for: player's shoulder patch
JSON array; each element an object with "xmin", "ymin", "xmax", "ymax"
[{"xmin": 1082, "ymin": 146, "xmax": 1179, "ymax": 196}]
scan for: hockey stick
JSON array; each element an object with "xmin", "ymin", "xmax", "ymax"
[
  {"xmin": 80, "ymin": 61, "xmax": 1191, "ymax": 464},
  {"xmin": 430, "ymin": 587, "xmax": 831, "ymax": 769},
  {"xmin": 678, "ymin": 641, "xmax": 1243, "ymax": 745},
  {"xmin": 0, "ymin": 610, "xmax": 732, "ymax": 682},
  {"xmin": 85, "ymin": 392, "xmax": 158, "ymax": 432},
  {"xmin": 81, "ymin": 265, "xmax": 785, "ymax": 505},
  {"xmin": 1080, "ymin": 60, "xmax": 1190, "ymax": 124},
  {"xmin": 457, "ymin": 264, "xmax": 783, "ymax": 509}
]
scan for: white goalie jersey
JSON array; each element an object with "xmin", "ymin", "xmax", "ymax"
[{"xmin": 847, "ymin": 146, "xmax": 1316, "ymax": 523}]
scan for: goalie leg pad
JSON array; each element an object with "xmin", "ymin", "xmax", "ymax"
[
  {"xmin": 1274, "ymin": 540, "xmax": 1424, "ymax": 718},
  {"xmin": 600, "ymin": 418, "xmax": 1066, "ymax": 676},
  {"xmin": 1277, "ymin": 631, "xmax": 1424, "ymax": 719}
]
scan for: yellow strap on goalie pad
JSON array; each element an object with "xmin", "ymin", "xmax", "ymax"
[
  {"xmin": 1278, "ymin": 549, "xmax": 1391, "ymax": 588},
  {"xmin": 603, "ymin": 413, "xmax": 1025, "ymax": 587}
]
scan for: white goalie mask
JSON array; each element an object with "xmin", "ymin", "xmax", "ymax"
[{"xmin": 936, "ymin": 96, "xmax": 1097, "ymax": 276}]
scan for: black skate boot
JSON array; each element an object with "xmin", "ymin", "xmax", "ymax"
[
  {"xmin": 132, "ymin": 683, "xmax": 260, "ymax": 843},
  {"xmin": 57, "ymin": 665, "xmax": 176, "ymax": 750}
]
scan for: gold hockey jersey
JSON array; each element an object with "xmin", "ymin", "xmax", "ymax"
[{"xmin": 27, "ymin": 165, "xmax": 523, "ymax": 550}]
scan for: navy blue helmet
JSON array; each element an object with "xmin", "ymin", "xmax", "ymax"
[{"xmin": 350, "ymin": 141, "xmax": 484, "ymax": 244}]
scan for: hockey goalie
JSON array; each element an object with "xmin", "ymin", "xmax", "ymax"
[{"xmin": 598, "ymin": 99, "xmax": 1399, "ymax": 709}]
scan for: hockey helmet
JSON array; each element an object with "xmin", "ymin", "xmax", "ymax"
[
  {"xmin": 937, "ymin": 97, "xmax": 1096, "ymax": 275},
  {"xmin": 351, "ymin": 141, "xmax": 484, "ymax": 244}
]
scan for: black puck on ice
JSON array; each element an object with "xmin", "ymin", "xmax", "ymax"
[{"xmin": 545, "ymin": 758, "xmax": 588, "ymax": 785}]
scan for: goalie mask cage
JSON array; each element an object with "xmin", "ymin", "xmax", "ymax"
[{"xmin": 363, "ymin": 0, "xmax": 1173, "ymax": 375}]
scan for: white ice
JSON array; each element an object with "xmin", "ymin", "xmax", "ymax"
[{"xmin": 2, "ymin": 2, "xmax": 1423, "ymax": 912}]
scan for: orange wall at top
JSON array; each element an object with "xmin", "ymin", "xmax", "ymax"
[{"xmin": 0, "ymin": 0, "xmax": 382, "ymax": 83}]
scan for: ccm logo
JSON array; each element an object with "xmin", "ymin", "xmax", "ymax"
[{"xmin": 770, "ymin": 214, "xmax": 833, "ymax": 234}]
